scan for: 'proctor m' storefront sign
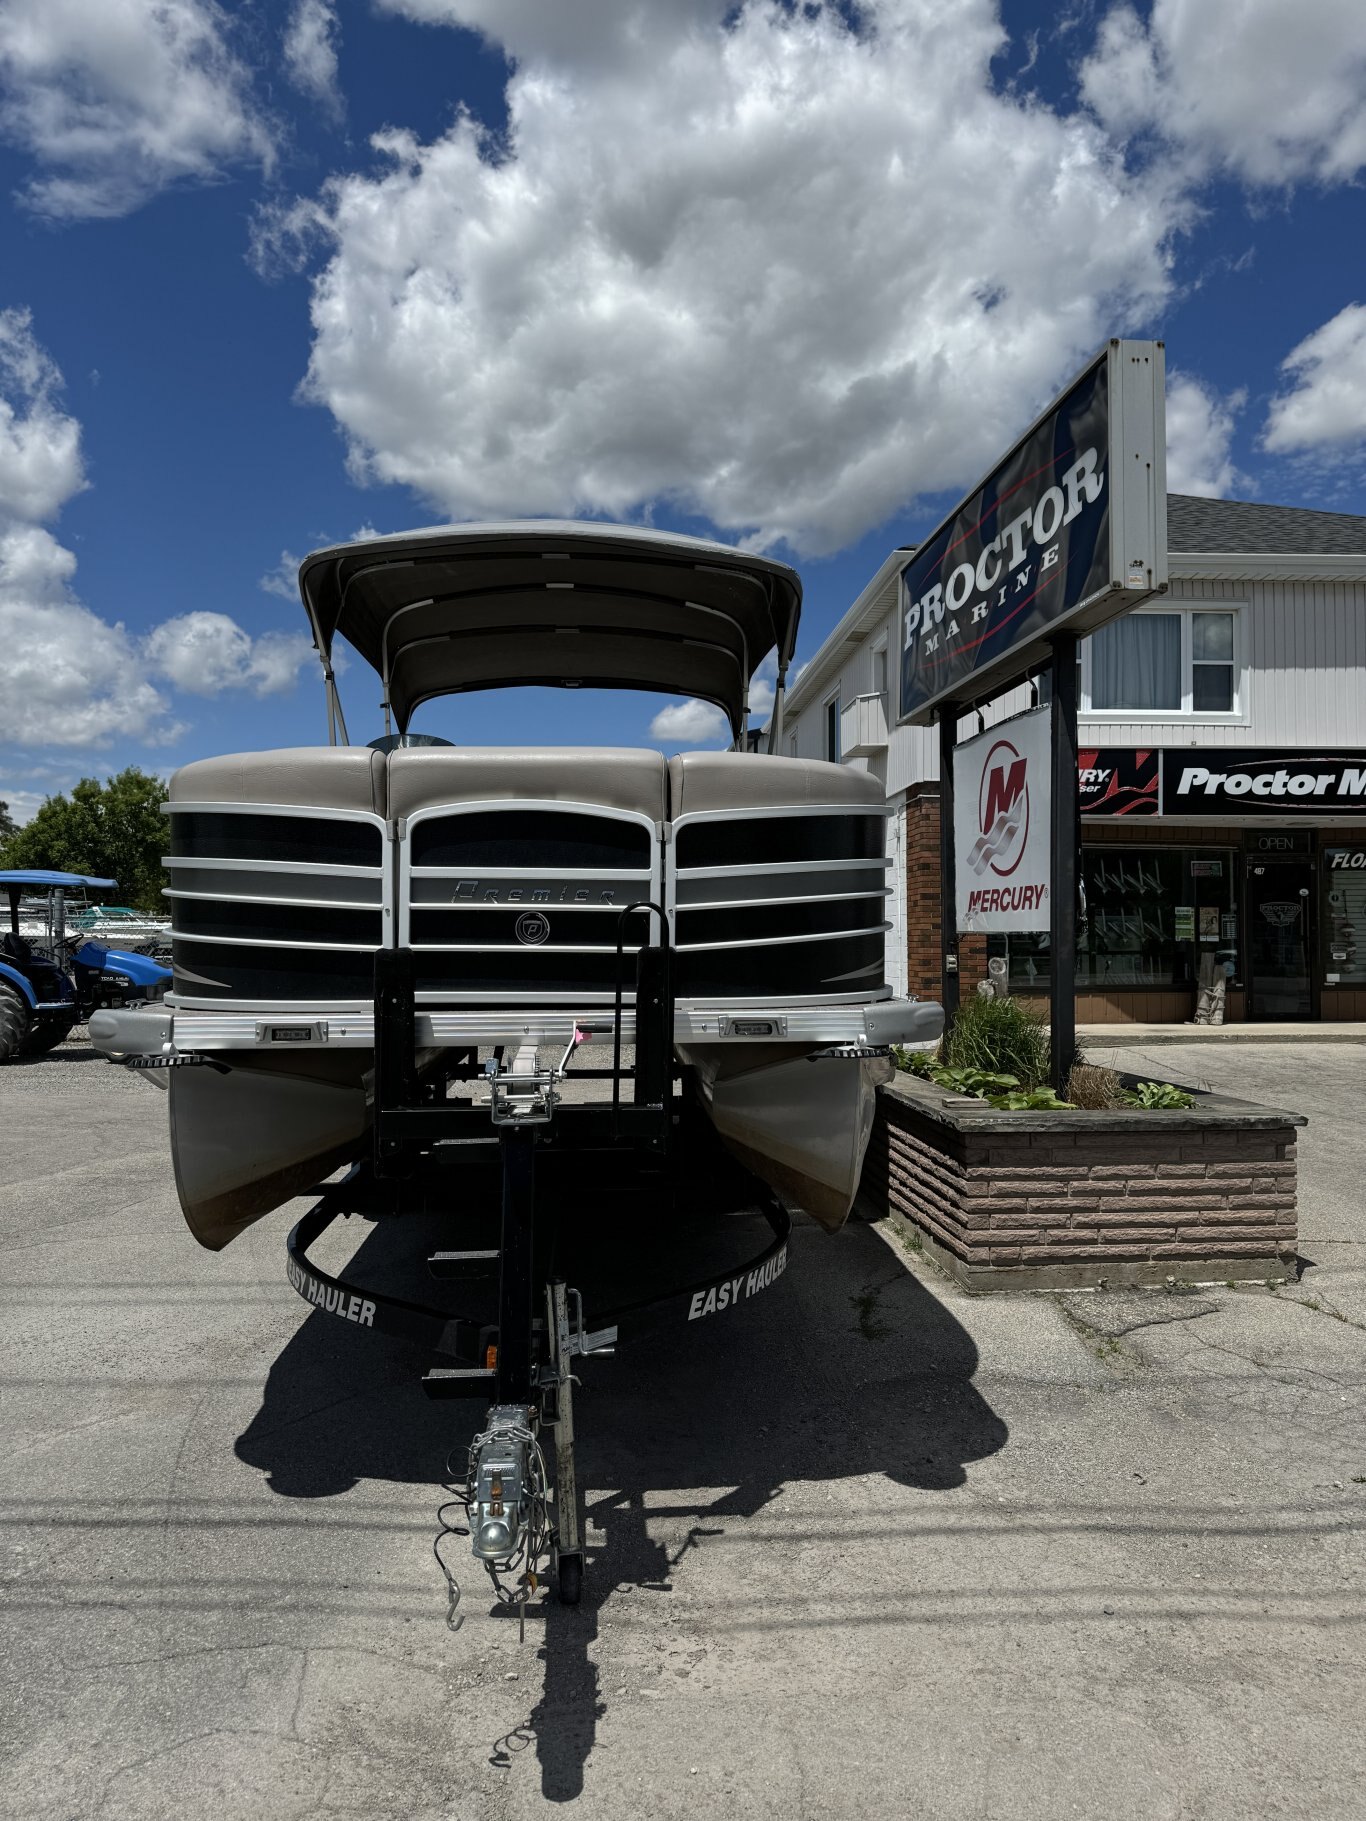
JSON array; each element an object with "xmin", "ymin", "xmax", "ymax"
[
  {"xmin": 1162, "ymin": 752, "xmax": 1366, "ymax": 814},
  {"xmin": 1073, "ymin": 749, "xmax": 1366, "ymax": 815},
  {"xmin": 899, "ymin": 341, "xmax": 1168, "ymax": 725},
  {"xmin": 953, "ymin": 706, "xmax": 1052, "ymax": 933}
]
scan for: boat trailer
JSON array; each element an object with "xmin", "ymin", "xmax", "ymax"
[{"xmin": 283, "ymin": 917, "xmax": 792, "ymax": 1620}]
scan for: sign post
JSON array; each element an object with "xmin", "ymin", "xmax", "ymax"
[
  {"xmin": 939, "ymin": 708, "xmax": 960, "ymax": 1028},
  {"xmin": 1049, "ymin": 634, "xmax": 1080, "ymax": 1091}
]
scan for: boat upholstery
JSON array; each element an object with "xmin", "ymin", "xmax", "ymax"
[
  {"xmin": 169, "ymin": 748, "xmax": 388, "ymax": 816},
  {"xmin": 388, "ymin": 747, "xmax": 668, "ymax": 823},
  {"xmin": 667, "ymin": 751, "xmax": 885, "ymax": 816}
]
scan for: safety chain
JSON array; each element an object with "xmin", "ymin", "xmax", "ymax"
[{"xmin": 432, "ymin": 1416, "xmax": 553, "ymax": 1636}]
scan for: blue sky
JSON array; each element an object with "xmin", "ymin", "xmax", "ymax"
[{"xmin": 1, "ymin": 0, "xmax": 1364, "ymax": 820}]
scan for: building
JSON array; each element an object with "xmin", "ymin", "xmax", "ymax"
[{"xmin": 779, "ymin": 496, "xmax": 1366, "ymax": 1024}]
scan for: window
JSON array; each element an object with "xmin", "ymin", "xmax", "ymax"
[
  {"xmin": 1006, "ymin": 847, "xmax": 1238, "ymax": 989},
  {"xmin": 825, "ymin": 694, "xmax": 841, "ymax": 762},
  {"xmin": 871, "ymin": 641, "xmax": 888, "ymax": 710},
  {"xmin": 1323, "ymin": 850, "xmax": 1366, "ymax": 984},
  {"xmin": 1082, "ymin": 608, "xmax": 1240, "ymax": 717},
  {"xmin": 1191, "ymin": 610, "xmax": 1235, "ymax": 711}
]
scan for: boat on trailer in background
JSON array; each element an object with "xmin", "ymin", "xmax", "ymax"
[{"xmin": 91, "ymin": 521, "xmax": 942, "ymax": 1607}]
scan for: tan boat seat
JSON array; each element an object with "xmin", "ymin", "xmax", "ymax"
[
  {"xmin": 666, "ymin": 751, "xmax": 885, "ymax": 816},
  {"xmin": 169, "ymin": 748, "xmax": 388, "ymax": 816},
  {"xmin": 388, "ymin": 747, "xmax": 668, "ymax": 823}
]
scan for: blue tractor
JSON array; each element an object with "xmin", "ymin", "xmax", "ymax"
[{"xmin": 0, "ymin": 870, "xmax": 172, "ymax": 1062}]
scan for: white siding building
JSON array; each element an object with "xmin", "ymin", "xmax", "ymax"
[{"xmin": 778, "ymin": 496, "xmax": 1366, "ymax": 1024}]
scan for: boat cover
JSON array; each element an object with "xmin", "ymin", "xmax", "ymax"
[
  {"xmin": 297, "ymin": 522, "xmax": 802, "ymax": 739},
  {"xmin": 0, "ymin": 871, "xmax": 118, "ymax": 889}
]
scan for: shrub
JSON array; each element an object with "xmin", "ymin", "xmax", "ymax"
[
  {"xmin": 987, "ymin": 1087, "xmax": 1075, "ymax": 1110},
  {"xmin": 942, "ymin": 992, "xmax": 1051, "ymax": 1090},
  {"xmin": 933, "ymin": 1065, "xmax": 1019, "ymax": 1097},
  {"xmin": 1067, "ymin": 1063, "xmax": 1124, "ymax": 1109},
  {"xmin": 893, "ymin": 1045, "xmax": 939, "ymax": 1077},
  {"xmin": 1124, "ymin": 1080, "xmax": 1196, "ymax": 1110}
]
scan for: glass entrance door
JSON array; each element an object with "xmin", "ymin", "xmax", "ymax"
[{"xmin": 1246, "ymin": 860, "xmax": 1314, "ymax": 1019}]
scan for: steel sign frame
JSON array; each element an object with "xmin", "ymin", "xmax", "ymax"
[{"xmin": 898, "ymin": 340, "xmax": 1168, "ymax": 726}]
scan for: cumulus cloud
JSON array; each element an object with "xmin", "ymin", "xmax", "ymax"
[
  {"xmin": 1080, "ymin": 0, "xmax": 1366, "ymax": 186},
  {"xmin": 0, "ymin": 785, "xmax": 51, "ymax": 827},
  {"xmin": 284, "ymin": 0, "xmax": 343, "ymax": 122},
  {"xmin": 0, "ymin": 523, "xmax": 180, "ymax": 747},
  {"xmin": 0, "ymin": 0, "xmax": 274, "ymax": 219},
  {"xmin": 376, "ymin": 0, "xmax": 730, "ymax": 68},
  {"xmin": 259, "ymin": 549, "xmax": 304, "ymax": 600},
  {"xmin": 0, "ymin": 311, "xmax": 86, "ymax": 523},
  {"xmin": 648, "ymin": 698, "xmax": 731, "ymax": 747},
  {"xmin": 144, "ymin": 613, "xmax": 313, "ymax": 696},
  {"xmin": 280, "ymin": 0, "xmax": 1176, "ymax": 555},
  {"xmin": 0, "ymin": 313, "xmax": 309, "ymax": 751},
  {"xmin": 1165, "ymin": 373, "xmax": 1245, "ymax": 498},
  {"xmin": 1262, "ymin": 305, "xmax": 1366, "ymax": 459}
]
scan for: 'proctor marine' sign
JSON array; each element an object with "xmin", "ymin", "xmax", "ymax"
[{"xmin": 899, "ymin": 341, "xmax": 1166, "ymax": 724}]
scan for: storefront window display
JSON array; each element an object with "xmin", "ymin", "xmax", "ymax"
[
  {"xmin": 1323, "ymin": 849, "xmax": 1366, "ymax": 984},
  {"xmin": 1005, "ymin": 847, "xmax": 1239, "ymax": 989}
]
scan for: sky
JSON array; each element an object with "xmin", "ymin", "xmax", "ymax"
[{"xmin": 1, "ymin": 0, "xmax": 1364, "ymax": 821}]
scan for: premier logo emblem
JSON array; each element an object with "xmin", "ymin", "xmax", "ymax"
[{"xmin": 515, "ymin": 911, "xmax": 551, "ymax": 946}]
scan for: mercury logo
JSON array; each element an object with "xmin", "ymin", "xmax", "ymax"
[
  {"xmin": 967, "ymin": 740, "xmax": 1029, "ymax": 877},
  {"xmin": 515, "ymin": 911, "xmax": 550, "ymax": 946}
]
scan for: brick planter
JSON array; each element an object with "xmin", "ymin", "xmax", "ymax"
[{"xmin": 862, "ymin": 1072, "xmax": 1304, "ymax": 1291}]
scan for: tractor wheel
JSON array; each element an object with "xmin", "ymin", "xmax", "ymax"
[
  {"xmin": 20, "ymin": 1006, "xmax": 80, "ymax": 1057},
  {"xmin": 0, "ymin": 983, "xmax": 31, "ymax": 1063}
]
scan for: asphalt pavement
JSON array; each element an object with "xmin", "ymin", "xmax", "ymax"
[{"xmin": 2, "ymin": 1036, "xmax": 1364, "ymax": 1819}]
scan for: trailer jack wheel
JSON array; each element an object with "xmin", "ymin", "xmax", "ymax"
[{"xmin": 556, "ymin": 1550, "xmax": 583, "ymax": 1607}]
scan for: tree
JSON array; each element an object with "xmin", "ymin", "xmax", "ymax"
[
  {"xmin": 0, "ymin": 800, "xmax": 14, "ymax": 845},
  {"xmin": 0, "ymin": 769, "xmax": 170, "ymax": 910}
]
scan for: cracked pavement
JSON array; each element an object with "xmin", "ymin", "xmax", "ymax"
[{"xmin": 1, "ymin": 1039, "xmax": 1364, "ymax": 1818}]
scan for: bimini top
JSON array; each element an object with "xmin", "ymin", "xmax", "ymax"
[
  {"xmin": 0, "ymin": 871, "xmax": 117, "ymax": 889},
  {"xmin": 297, "ymin": 521, "xmax": 802, "ymax": 740}
]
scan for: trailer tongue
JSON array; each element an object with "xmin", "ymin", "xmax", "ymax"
[{"xmin": 281, "ymin": 921, "xmax": 791, "ymax": 1615}]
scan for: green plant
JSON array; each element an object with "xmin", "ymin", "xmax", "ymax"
[
  {"xmin": 1123, "ymin": 1080, "xmax": 1196, "ymax": 1110},
  {"xmin": 942, "ymin": 992, "xmax": 1050, "ymax": 1090},
  {"xmin": 933, "ymin": 1065, "xmax": 1020, "ymax": 1097},
  {"xmin": 893, "ymin": 1045, "xmax": 939, "ymax": 1077},
  {"xmin": 987, "ymin": 1087, "xmax": 1075, "ymax": 1110}
]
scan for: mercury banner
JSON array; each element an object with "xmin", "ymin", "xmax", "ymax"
[
  {"xmin": 954, "ymin": 706, "xmax": 1052, "ymax": 933},
  {"xmin": 900, "ymin": 340, "xmax": 1166, "ymax": 724},
  {"xmin": 1078, "ymin": 747, "xmax": 1159, "ymax": 815}
]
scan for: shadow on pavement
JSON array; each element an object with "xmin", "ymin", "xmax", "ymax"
[{"xmin": 235, "ymin": 1205, "xmax": 1007, "ymax": 1800}]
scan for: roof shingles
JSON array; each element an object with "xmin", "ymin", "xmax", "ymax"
[{"xmin": 1167, "ymin": 493, "xmax": 1366, "ymax": 555}]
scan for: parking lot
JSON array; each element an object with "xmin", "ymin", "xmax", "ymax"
[{"xmin": 3, "ymin": 1038, "xmax": 1365, "ymax": 1819}]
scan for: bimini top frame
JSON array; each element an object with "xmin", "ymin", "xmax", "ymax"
[{"xmin": 296, "ymin": 521, "xmax": 803, "ymax": 749}]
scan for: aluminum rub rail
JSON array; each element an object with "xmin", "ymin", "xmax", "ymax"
[{"xmin": 92, "ymin": 996, "xmax": 943, "ymax": 1057}]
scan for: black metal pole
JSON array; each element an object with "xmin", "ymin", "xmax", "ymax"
[
  {"xmin": 938, "ymin": 706, "xmax": 960, "ymax": 1029},
  {"xmin": 1049, "ymin": 633, "xmax": 1079, "ymax": 1093},
  {"xmin": 495, "ymin": 1129, "xmax": 536, "ymax": 1403},
  {"xmin": 372, "ymin": 946, "xmax": 417, "ymax": 1176}
]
